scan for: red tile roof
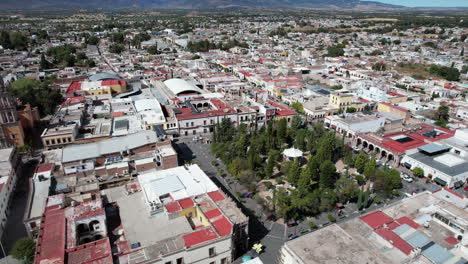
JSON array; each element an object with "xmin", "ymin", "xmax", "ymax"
[
  {"xmin": 34, "ymin": 205, "xmax": 66, "ymax": 264},
  {"xmin": 102, "ymin": 80, "xmax": 126, "ymax": 87},
  {"xmin": 178, "ymin": 198, "xmax": 195, "ymax": 209},
  {"xmin": 208, "ymin": 191, "xmax": 225, "ymax": 202},
  {"xmin": 376, "ymin": 228, "xmax": 413, "ymax": 255},
  {"xmin": 360, "ymin": 211, "xmax": 394, "ymax": 230},
  {"xmin": 212, "ymin": 216, "xmax": 232, "ymax": 237},
  {"xmin": 267, "ymin": 100, "xmax": 296, "ymax": 116},
  {"xmin": 204, "ymin": 209, "xmax": 222, "ymax": 220},
  {"xmin": 165, "ymin": 201, "xmax": 181, "ymax": 213},
  {"xmin": 66, "ymin": 238, "xmax": 113, "ymax": 264},
  {"xmin": 66, "ymin": 81, "xmax": 82, "ymax": 94},
  {"xmin": 36, "ymin": 163, "xmax": 53, "ymax": 174},
  {"xmin": 396, "ymin": 217, "xmax": 420, "ymax": 230},
  {"xmin": 183, "ymin": 228, "xmax": 219, "ymax": 247}
]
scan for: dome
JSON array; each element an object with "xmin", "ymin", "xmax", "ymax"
[{"xmin": 163, "ymin": 78, "xmax": 202, "ymax": 96}]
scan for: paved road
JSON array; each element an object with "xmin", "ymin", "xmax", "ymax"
[{"xmin": 176, "ymin": 139, "xmax": 287, "ymax": 263}]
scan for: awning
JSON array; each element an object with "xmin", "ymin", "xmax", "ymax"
[
  {"xmin": 404, "ymin": 162, "xmax": 412, "ymax": 169},
  {"xmin": 434, "ymin": 177, "xmax": 447, "ymax": 186},
  {"xmin": 454, "ymin": 181, "xmax": 463, "ymax": 188}
]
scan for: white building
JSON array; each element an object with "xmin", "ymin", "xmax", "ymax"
[
  {"xmin": 104, "ymin": 165, "xmax": 249, "ymax": 264},
  {"xmin": 325, "ymin": 114, "xmax": 386, "ymax": 137},
  {"xmin": 401, "ymin": 143, "xmax": 468, "ymax": 188},
  {"xmin": 0, "ymin": 148, "xmax": 20, "ymax": 237}
]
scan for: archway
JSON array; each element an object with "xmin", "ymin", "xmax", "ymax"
[
  {"xmin": 381, "ymin": 150, "xmax": 387, "ymax": 159},
  {"xmin": 197, "ymin": 103, "xmax": 202, "ymax": 108},
  {"xmin": 369, "ymin": 144, "xmax": 374, "ymax": 151},
  {"xmin": 203, "ymin": 102, "xmax": 209, "ymax": 108},
  {"xmin": 363, "ymin": 141, "xmax": 368, "ymax": 149},
  {"xmin": 77, "ymin": 223, "xmax": 89, "ymax": 234},
  {"xmin": 357, "ymin": 138, "xmax": 362, "ymax": 146}
]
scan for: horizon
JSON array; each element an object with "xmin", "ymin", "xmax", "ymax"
[{"xmin": 363, "ymin": 0, "xmax": 468, "ymax": 7}]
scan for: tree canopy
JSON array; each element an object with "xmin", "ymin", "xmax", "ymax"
[
  {"xmin": 8, "ymin": 78, "xmax": 63, "ymax": 116},
  {"xmin": 11, "ymin": 237, "xmax": 35, "ymax": 264}
]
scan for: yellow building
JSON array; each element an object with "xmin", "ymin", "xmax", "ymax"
[{"xmin": 329, "ymin": 92, "xmax": 354, "ymax": 109}]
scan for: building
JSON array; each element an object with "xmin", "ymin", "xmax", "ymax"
[
  {"xmin": 328, "ymin": 91, "xmax": 364, "ymax": 112},
  {"xmin": 33, "ymin": 193, "xmax": 113, "ymax": 264},
  {"xmin": 61, "ymin": 130, "xmax": 177, "ymax": 171},
  {"xmin": 352, "ymin": 123, "xmax": 455, "ymax": 166},
  {"xmin": 24, "ymin": 163, "xmax": 53, "ymax": 238},
  {"xmin": 401, "ymin": 143, "xmax": 468, "ymax": 188},
  {"xmin": 378, "ymin": 102, "xmax": 411, "ymax": 123},
  {"xmin": 0, "ymin": 78, "xmax": 25, "ymax": 148},
  {"xmin": 278, "ymin": 190, "xmax": 468, "ymax": 264},
  {"xmin": 66, "ymin": 79, "xmax": 127, "ymax": 96},
  {"xmin": 325, "ymin": 113, "xmax": 386, "ymax": 138},
  {"xmin": 102, "ymin": 164, "xmax": 249, "ymax": 264},
  {"xmin": 0, "ymin": 148, "xmax": 20, "ymax": 237}
]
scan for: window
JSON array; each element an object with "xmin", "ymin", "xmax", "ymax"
[
  {"xmin": 209, "ymin": 247, "xmax": 216, "ymax": 257},
  {"xmin": 191, "ymin": 122, "xmax": 194, "ymax": 126},
  {"xmin": 455, "ymin": 150, "xmax": 461, "ymax": 155},
  {"xmin": 193, "ymin": 130, "xmax": 196, "ymax": 135},
  {"xmin": 210, "ymin": 262, "xmax": 215, "ymax": 264},
  {"xmin": 204, "ymin": 120, "xmax": 207, "ymax": 125},
  {"xmin": 221, "ymin": 258, "xmax": 227, "ymax": 264},
  {"xmin": 45, "ymin": 140, "xmax": 50, "ymax": 145},
  {"xmin": 176, "ymin": 258, "xmax": 184, "ymax": 264},
  {"xmin": 165, "ymin": 262, "xmax": 172, "ymax": 264},
  {"xmin": 186, "ymin": 122, "xmax": 189, "ymax": 127}
]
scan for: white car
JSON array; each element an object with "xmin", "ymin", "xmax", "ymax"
[{"xmin": 401, "ymin": 174, "xmax": 413, "ymax": 183}]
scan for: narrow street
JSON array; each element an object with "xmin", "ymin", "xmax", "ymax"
[{"xmin": 0, "ymin": 159, "xmax": 37, "ymax": 256}]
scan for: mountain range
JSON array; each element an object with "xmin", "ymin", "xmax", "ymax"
[{"xmin": 0, "ymin": 0, "xmax": 403, "ymax": 11}]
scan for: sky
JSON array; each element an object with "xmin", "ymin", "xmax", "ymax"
[{"xmin": 363, "ymin": 0, "xmax": 468, "ymax": 7}]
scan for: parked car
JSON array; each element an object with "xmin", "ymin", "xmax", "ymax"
[{"xmin": 401, "ymin": 173, "xmax": 413, "ymax": 183}]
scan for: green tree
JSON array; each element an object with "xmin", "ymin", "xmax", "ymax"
[
  {"xmin": 287, "ymin": 161, "xmax": 301, "ymax": 186},
  {"xmin": 291, "ymin": 102, "xmax": 304, "ymax": 114},
  {"xmin": 325, "ymin": 45, "xmax": 345, "ymax": 57},
  {"xmin": 345, "ymin": 107, "xmax": 357, "ymax": 113},
  {"xmin": 109, "ymin": 44, "xmax": 125, "ymax": 54},
  {"xmin": 147, "ymin": 45, "xmax": 159, "ymax": 55},
  {"xmin": 319, "ymin": 160, "xmax": 337, "ymax": 189},
  {"xmin": 86, "ymin": 35, "xmax": 100, "ymax": 45},
  {"xmin": 334, "ymin": 177, "xmax": 359, "ymax": 203},
  {"xmin": 413, "ymin": 167, "xmax": 424, "ymax": 178},
  {"xmin": 354, "ymin": 152, "xmax": 368, "ymax": 173},
  {"xmin": 40, "ymin": 54, "xmax": 51, "ymax": 70},
  {"xmin": 8, "ymin": 78, "xmax": 63, "ymax": 116},
  {"xmin": 363, "ymin": 157, "xmax": 377, "ymax": 180},
  {"xmin": 11, "ymin": 237, "xmax": 35, "ymax": 264}
]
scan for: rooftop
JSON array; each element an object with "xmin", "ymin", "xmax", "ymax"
[
  {"xmin": 283, "ymin": 191, "xmax": 468, "ymax": 264},
  {"xmin": 62, "ymin": 130, "xmax": 158, "ymax": 163}
]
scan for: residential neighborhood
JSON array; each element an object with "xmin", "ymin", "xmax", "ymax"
[{"xmin": 0, "ymin": 6, "xmax": 466, "ymax": 264}]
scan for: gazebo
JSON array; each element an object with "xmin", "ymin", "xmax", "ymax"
[{"xmin": 283, "ymin": 147, "xmax": 303, "ymax": 160}]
